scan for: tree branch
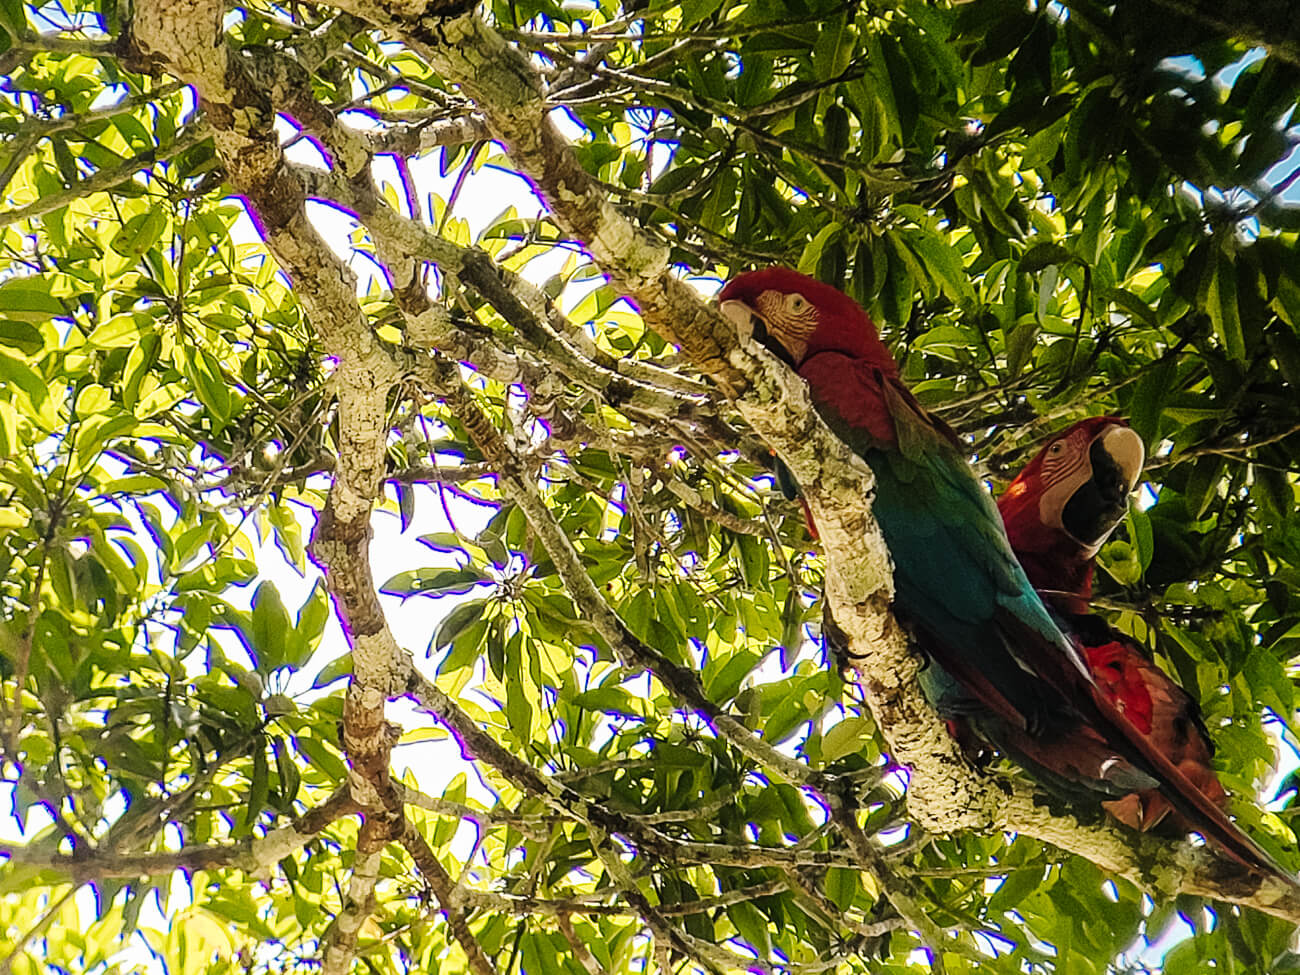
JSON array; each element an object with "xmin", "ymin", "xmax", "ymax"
[
  {"xmin": 0, "ymin": 787, "xmax": 359, "ymax": 882},
  {"xmin": 397, "ymin": 819, "xmax": 500, "ymax": 975},
  {"xmin": 0, "ymin": 126, "xmax": 209, "ymax": 230},
  {"xmin": 322, "ymin": 816, "xmax": 386, "ymax": 975},
  {"xmin": 128, "ymin": 10, "xmax": 409, "ymax": 975}
]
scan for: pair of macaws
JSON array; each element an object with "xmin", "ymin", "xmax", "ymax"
[{"xmin": 717, "ymin": 267, "xmax": 1290, "ymax": 883}]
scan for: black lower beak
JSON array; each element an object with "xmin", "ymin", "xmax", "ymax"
[{"xmin": 1061, "ymin": 436, "xmax": 1132, "ymax": 546}]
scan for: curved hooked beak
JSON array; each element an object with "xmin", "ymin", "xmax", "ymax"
[
  {"xmin": 718, "ymin": 299, "xmax": 798, "ymax": 368},
  {"xmin": 1059, "ymin": 424, "xmax": 1146, "ymax": 549},
  {"xmin": 719, "ymin": 299, "xmax": 760, "ymax": 345}
]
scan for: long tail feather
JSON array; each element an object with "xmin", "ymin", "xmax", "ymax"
[
  {"xmin": 921, "ymin": 614, "xmax": 1298, "ymax": 885},
  {"xmin": 1083, "ymin": 677, "xmax": 1297, "ymax": 884}
]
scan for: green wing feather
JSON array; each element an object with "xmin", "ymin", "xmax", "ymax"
[{"xmin": 800, "ymin": 353, "xmax": 1089, "ymax": 730}]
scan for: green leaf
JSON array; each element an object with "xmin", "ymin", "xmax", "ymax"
[
  {"xmin": 726, "ymin": 901, "xmax": 772, "ymax": 959},
  {"xmin": 110, "ymin": 208, "xmax": 168, "ymax": 258},
  {"xmin": 293, "ymin": 581, "xmax": 331, "ymax": 659},
  {"xmin": 798, "ymin": 223, "xmax": 842, "ymax": 276},
  {"xmin": 433, "ymin": 598, "xmax": 488, "ymax": 650},
  {"xmin": 1005, "ymin": 314, "xmax": 1040, "ymax": 378},
  {"xmin": 250, "ymin": 581, "xmax": 290, "ymax": 672},
  {"xmin": 0, "ymin": 400, "xmax": 17, "ymax": 455},
  {"xmin": 704, "ymin": 649, "xmax": 760, "ymax": 703},
  {"xmin": 1104, "ymin": 286, "xmax": 1157, "ymax": 327},
  {"xmin": 0, "ymin": 277, "xmax": 63, "ymax": 326},
  {"xmin": 182, "ymin": 346, "xmax": 234, "ymax": 422},
  {"xmin": 1206, "ymin": 252, "xmax": 1245, "ymax": 361},
  {"xmin": 273, "ymin": 738, "xmax": 301, "ymax": 811},
  {"xmin": 381, "ymin": 566, "xmax": 489, "ymax": 598},
  {"xmin": 1184, "ymin": 456, "xmax": 1224, "ymax": 519},
  {"xmin": 241, "ymin": 745, "xmax": 269, "ymax": 833},
  {"xmin": 1253, "ymin": 466, "xmax": 1293, "ymax": 522},
  {"xmin": 680, "ymin": 0, "xmax": 724, "ymax": 27},
  {"xmin": 813, "ymin": 12, "xmax": 853, "ymax": 82},
  {"xmin": 1126, "ymin": 503, "xmax": 1154, "ymax": 573},
  {"xmin": 311, "ymin": 652, "xmax": 353, "ymax": 689},
  {"xmin": 294, "ymin": 734, "xmax": 347, "ymax": 780},
  {"xmin": 1019, "ymin": 242, "xmax": 1073, "ymax": 275},
  {"xmin": 1129, "ymin": 360, "xmax": 1174, "ymax": 445},
  {"xmin": 0, "ymin": 320, "xmax": 43, "ymax": 355},
  {"xmin": 825, "ymin": 867, "xmax": 860, "ymax": 911},
  {"xmin": 1244, "ymin": 649, "xmax": 1293, "ymax": 725},
  {"xmin": 821, "ymin": 715, "xmax": 873, "ymax": 762},
  {"xmin": 87, "ymin": 314, "xmax": 146, "ymax": 349},
  {"xmin": 0, "ymin": 0, "xmax": 27, "ymax": 34},
  {"xmin": 1036, "ymin": 263, "xmax": 1059, "ymax": 323},
  {"xmin": 906, "ymin": 230, "xmax": 975, "ymax": 304},
  {"xmin": 0, "ymin": 352, "xmax": 46, "ymax": 406},
  {"xmin": 438, "ymin": 617, "xmax": 489, "ymax": 676},
  {"xmin": 504, "ymin": 676, "xmax": 534, "ymax": 738},
  {"xmin": 397, "ymin": 481, "xmax": 416, "ymax": 532},
  {"xmin": 989, "ymin": 868, "xmax": 1047, "ymax": 911}
]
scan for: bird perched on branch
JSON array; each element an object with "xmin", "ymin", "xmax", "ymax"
[
  {"xmin": 997, "ymin": 418, "xmax": 1249, "ymax": 838},
  {"xmin": 719, "ymin": 267, "xmax": 1293, "ymax": 882}
]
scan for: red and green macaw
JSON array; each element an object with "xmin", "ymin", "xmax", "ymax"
[
  {"xmin": 999, "ymin": 419, "xmax": 1299, "ymax": 879},
  {"xmin": 719, "ymin": 268, "xmax": 1291, "ymax": 880},
  {"xmin": 997, "ymin": 418, "xmax": 1228, "ymax": 833}
]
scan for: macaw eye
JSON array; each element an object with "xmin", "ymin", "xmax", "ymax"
[
  {"xmin": 788, "ymin": 294, "xmax": 806, "ymax": 312},
  {"xmin": 1049, "ymin": 443, "xmax": 1065, "ymax": 456}
]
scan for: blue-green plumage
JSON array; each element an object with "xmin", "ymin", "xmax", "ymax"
[{"xmin": 799, "ymin": 350, "xmax": 1092, "ymax": 735}]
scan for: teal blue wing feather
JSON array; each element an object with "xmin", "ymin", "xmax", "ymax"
[
  {"xmin": 799, "ymin": 353, "xmax": 1088, "ymax": 729},
  {"xmin": 878, "ymin": 378, "xmax": 1087, "ymax": 671}
]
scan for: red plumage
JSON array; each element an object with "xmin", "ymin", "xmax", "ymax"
[
  {"xmin": 1084, "ymin": 641, "xmax": 1227, "ymax": 831},
  {"xmin": 719, "ymin": 267, "xmax": 900, "ymax": 380},
  {"xmin": 999, "ymin": 420, "xmax": 1279, "ymax": 872}
]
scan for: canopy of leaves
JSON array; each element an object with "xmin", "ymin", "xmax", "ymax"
[{"xmin": 1, "ymin": 0, "xmax": 1299, "ymax": 973}]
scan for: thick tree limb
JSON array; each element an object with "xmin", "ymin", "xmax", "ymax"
[
  {"xmin": 129, "ymin": 9, "xmax": 409, "ymax": 975},
  {"xmin": 0, "ymin": 787, "xmax": 358, "ymax": 883},
  {"xmin": 991, "ymin": 792, "xmax": 1300, "ymax": 922},
  {"xmin": 322, "ymin": 816, "xmax": 387, "ymax": 975},
  {"xmin": 362, "ymin": 113, "xmax": 493, "ymax": 155}
]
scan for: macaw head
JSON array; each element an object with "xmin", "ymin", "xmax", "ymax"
[
  {"xmin": 717, "ymin": 267, "xmax": 898, "ymax": 376},
  {"xmin": 998, "ymin": 417, "xmax": 1146, "ymax": 557}
]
